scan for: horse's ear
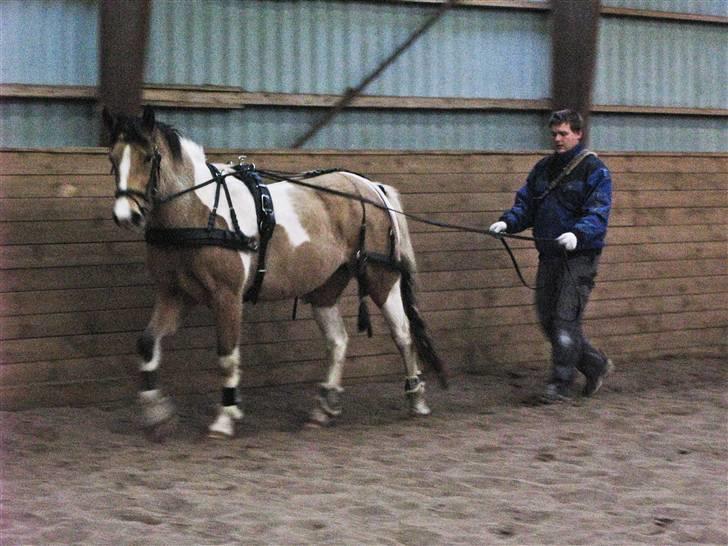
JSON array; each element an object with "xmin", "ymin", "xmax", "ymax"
[
  {"xmin": 101, "ymin": 106, "xmax": 116, "ymax": 134},
  {"xmin": 142, "ymin": 105, "xmax": 155, "ymax": 132}
]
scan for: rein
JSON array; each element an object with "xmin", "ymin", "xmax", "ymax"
[
  {"xmin": 125, "ymin": 157, "xmax": 574, "ymax": 297},
  {"xmin": 148, "ymin": 163, "xmax": 555, "ymax": 291}
]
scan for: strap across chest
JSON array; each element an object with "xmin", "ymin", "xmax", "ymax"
[{"xmin": 144, "ymin": 163, "xmax": 276, "ymax": 304}]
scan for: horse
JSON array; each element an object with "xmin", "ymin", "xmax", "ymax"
[{"xmin": 102, "ymin": 106, "xmax": 448, "ymax": 438}]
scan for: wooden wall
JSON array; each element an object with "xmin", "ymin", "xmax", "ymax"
[{"xmin": 1, "ymin": 149, "xmax": 726, "ymax": 410}]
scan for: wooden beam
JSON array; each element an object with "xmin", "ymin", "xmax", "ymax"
[
  {"xmin": 551, "ymin": 0, "xmax": 601, "ymax": 142},
  {"xmin": 98, "ymin": 0, "xmax": 151, "ymax": 144},
  {"xmin": 2, "ymin": 84, "xmax": 728, "ymax": 118},
  {"xmin": 600, "ymin": 6, "xmax": 728, "ymax": 25},
  {"xmin": 392, "ymin": 0, "xmax": 728, "ymax": 25}
]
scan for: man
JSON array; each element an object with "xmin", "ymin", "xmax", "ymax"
[{"xmin": 489, "ymin": 109, "xmax": 613, "ymax": 402}]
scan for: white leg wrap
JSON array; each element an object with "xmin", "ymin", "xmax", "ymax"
[
  {"xmin": 209, "ymin": 404, "xmax": 244, "ymax": 438},
  {"xmin": 138, "ymin": 389, "xmax": 176, "ymax": 428},
  {"xmin": 406, "ymin": 379, "xmax": 431, "ymax": 417}
]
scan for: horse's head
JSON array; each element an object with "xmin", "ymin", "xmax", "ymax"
[{"xmin": 103, "ymin": 105, "xmax": 162, "ymax": 231}]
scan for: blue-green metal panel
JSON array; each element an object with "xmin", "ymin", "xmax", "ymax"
[
  {"xmin": 591, "ymin": 114, "xmax": 727, "ymax": 152},
  {"xmin": 595, "ymin": 17, "xmax": 728, "ymax": 108},
  {"xmin": 602, "ymin": 0, "xmax": 728, "ymax": 17},
  {"xmin": 146, "ymin": 0, "xmax": 551, "ymax": 100},
  {"xmin": 157, "ymin": 107, "xmax": 548, "ymax": 151},
  {"xmin": 0, "ymin": 0, "xmax": 98, "ymax": 85},
  {"xmin": 0, "ymin": 100, "xmax": 98, "ymax": 147}
]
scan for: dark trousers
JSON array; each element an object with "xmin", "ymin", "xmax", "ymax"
[{"xmin": 535, "ymin": 253, "xmax": 608, "ymax": 387}]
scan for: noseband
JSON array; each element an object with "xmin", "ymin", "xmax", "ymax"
[{"xmin": 113, "ymin": 147, "xmax": 162, "ymax": 213}]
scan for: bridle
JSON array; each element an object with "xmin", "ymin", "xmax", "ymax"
[{"xmin": 111, "ymin": 146, "xmax": 162, "ymax": 214}]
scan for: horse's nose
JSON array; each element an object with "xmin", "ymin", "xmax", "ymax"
[{"xmin": 131, "ymin": 210, "xmax": 143, "ymax": 226}]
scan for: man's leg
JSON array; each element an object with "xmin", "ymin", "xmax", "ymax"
[
  {"xmin": 536, "ymin": 256, "xmax": 577, "ymax": 399},
  {"xmin": 542, "ymin": 254, "xmax": 603, "ymax": 400}
]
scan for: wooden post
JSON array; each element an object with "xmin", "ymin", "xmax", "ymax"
[
  {"xmin": 551, "ymin": 0, "xmax": 600, "ymax": 142},
  {"xmin": 98, "ymin": 0, "xmax": 151, "ymax": 144}
]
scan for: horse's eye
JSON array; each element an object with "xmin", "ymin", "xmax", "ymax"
[{"xmin": 144, "ymin": 153, "xmax": 153, "ymax": 163}]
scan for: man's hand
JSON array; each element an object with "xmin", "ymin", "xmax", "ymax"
[
  {"xmin": 489, "ymin": 221, "xmax": 507, "ymax": 235},
  {"xmin": 556, "ymin": 232, "xmax": 577, "ymax": 251}
]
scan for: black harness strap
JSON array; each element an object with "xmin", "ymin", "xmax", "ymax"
[
  {"xmin": 229, "ymin": 165, "xmax": 276, "ymax": 303},
  {"xmin": 144, "ymin": 163, "xmax": 276, "ymax": 304}
]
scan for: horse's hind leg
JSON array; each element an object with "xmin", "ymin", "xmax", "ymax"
[
  {"xmin": 208, "ymin": 291, "xmax": 244, "ymax": 438},
  {"xmin": 138, "ymin": 291, "xmax": 185, "ymax": 437},
  {"xmin": 309, "ymin": 304, "xmax": 349, "ymax": 426},
  {"xmin": 374, "ymin": 277, "xmax": 431, "ymax": 416}
]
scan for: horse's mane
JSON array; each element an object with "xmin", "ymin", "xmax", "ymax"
[{"xmin": 110, "ymin": 115, "xmax": 183, "ymax": 162}]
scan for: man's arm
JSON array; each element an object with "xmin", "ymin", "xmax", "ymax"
[
  {"xmin": 499, "ymin": 175, "xmax": 537, "ymax": 234},
  {"xmin": 572, "ymin": 166, "xmax": 612, "ymax": 247}
]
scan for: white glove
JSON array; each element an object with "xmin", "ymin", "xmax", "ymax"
[
  {"xmin": 489, "ymin": 221, "xmax": 507, "ymax": 234},
  {"xmin": 556, "ymin": 232, "xmax": 577, "ymax": 251}
]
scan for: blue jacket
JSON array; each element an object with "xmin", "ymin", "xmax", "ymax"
[{"xmin": 500, "ymin": 145, "xmax": 612, "ymax": 256}]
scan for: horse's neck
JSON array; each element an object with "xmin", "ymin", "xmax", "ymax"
[{"xmin": 151, "ymin": 136, "xmax": 210, "ymax": 228}]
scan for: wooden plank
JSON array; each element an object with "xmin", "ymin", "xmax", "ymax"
[
  {"xmin": 4, "ymin": 338, "xmax": 726, "ymax": 411},
  {"xmin": 4, "ymin": 288, "xmax": 724, "ymax": 342},
  {"xmin": 1, "ymin": 307, "xmax": 724, "ymax": 380},
  {"xmin": 3, "ymin": 258, "xmax": 723, "ymax": 295},
  {"xmin": 2, "ymin": 272, "xmax": 725, "ymax": 320},
  {"xmin": 0, "ymin": 151, "xmax": 110, "ymax": 175},
  {"xmin": 0, "ymin": 263, "xmax": 149, "ymax": 292},
  {"xmin": 5, "ymin": 82, "xmax": 727, "ymax": 116},
  {"xmin": 3, "ymin": 172, "xmax": 726, "ymax": 201},
  {"xmin": 0, "ymin": 191, "xmax": 724, "ymax": 231},
  {"xmin": 0, "ymin": 174, "xmax": 114, "ymax": 198},
  {"xmin": 0, "ymin": 206, "xmax": 723, "ymax": 247},
  {"xmin": 1, "ymin": 233, "xmax": 724, "ymax": 274},
  {"xmin": 1, "ymin": 150, "xmax": 726, "ymax": 176},
  {"xmin": 0, "ymin": 220, "xmax": 137, "ymax": 245}
]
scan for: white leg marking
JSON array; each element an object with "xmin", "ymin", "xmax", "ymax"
[
  {"xmin": 140, "ymin": 339, "xmax": 161, "ymax": 373},
  {"xmin": 219, "ymin": 347, "xmax": 241, "ymax": 389},
  {"xmin": 312, "ymin": 306, "xmax": 348, "ymax": 388},
  {"xmin": 558, "ymin": 331, "xmax": 573, "ymax": 347},
  {"xmin": 381, "ymin": 280, "xmax": 420, "ymax": 378},
  {"xmin": 209, "ymin": 347, "xmax": 243, "ymax": 438}
]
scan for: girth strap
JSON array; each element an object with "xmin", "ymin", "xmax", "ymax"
[
  {"xmin": 229, "ymin": 164, "xmax": 276, "ymax": 304},
  {"xmin": 145, "ymin": 227, "xmax": 258, "ymax": 251}
]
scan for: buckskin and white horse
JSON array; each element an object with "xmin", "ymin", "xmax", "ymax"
[{"xmin": 103, "ymin": 106, "xmax": 447, "ymax": 438}]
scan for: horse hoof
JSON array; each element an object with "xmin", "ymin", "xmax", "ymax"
[
  {"xmin": 407, "ymin": 392, "xmax": 432, "ymax": 417},
  {"xmin": 306, "ymin": 407, "xmax": 334, "ymax": 428},
  {"xmin": 144, "ymin": 414, "xmax": 178, "ymax": 442},
  {"xmin": 208, "ymin": 407, "xmax": 243, "ymax": 439}
]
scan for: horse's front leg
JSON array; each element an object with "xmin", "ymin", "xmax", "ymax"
[
  {"xmin": 208, "ymin": 290, "xmax": 244, "ymax": 438},
  {"xmin": 308, "ymin": 304, "xmax": 349, "ymax": 427},
  {"xmin": 138, "ymin": 292, "xmax": 185, "ymax": 438}
]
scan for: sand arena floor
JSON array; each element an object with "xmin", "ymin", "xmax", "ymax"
[{"xmin": 1, "ymin": 354, "xmax": 726, "ymax": 545}]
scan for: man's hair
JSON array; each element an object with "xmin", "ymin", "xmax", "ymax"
[{"xmin": 548, "ymin": 109, "xmax": 584, "ymax": 132}]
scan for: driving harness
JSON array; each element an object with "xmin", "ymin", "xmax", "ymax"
[
  {"xmin": 145, "ymin": 164, "xmax": 400, "ymax": 330},
  {"xmin": 145, "ymin": 163, "xmax": 276, "ymax": 304}
]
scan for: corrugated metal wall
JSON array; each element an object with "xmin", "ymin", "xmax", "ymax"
[
  {"xmin": 595, "ymin": 17, "xmax": 727, "ymax": 108},
  {"xmin": 146, "ymin": 1, "xmax": 550, "ymax": 99},
  {"xmin": 0, "ymin": 0, "xmax": 725, "ymax": 151},
  {"xmin": 0, "ymin": 0, "xmax": 98, "ymax": 86}
]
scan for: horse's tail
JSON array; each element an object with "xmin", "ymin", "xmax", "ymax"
[{"xmin": 385, "ymin": 186, "xmax": 449, "ymax": 389}]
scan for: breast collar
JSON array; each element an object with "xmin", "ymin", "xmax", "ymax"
[{"xmin": 144, "ymin": 163, "xmax": 276, "ymax": 304}]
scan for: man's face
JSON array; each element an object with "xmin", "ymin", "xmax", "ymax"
[{"xmin": 550, "ymin": 122, "xmax": 582, "ymax": 154}]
